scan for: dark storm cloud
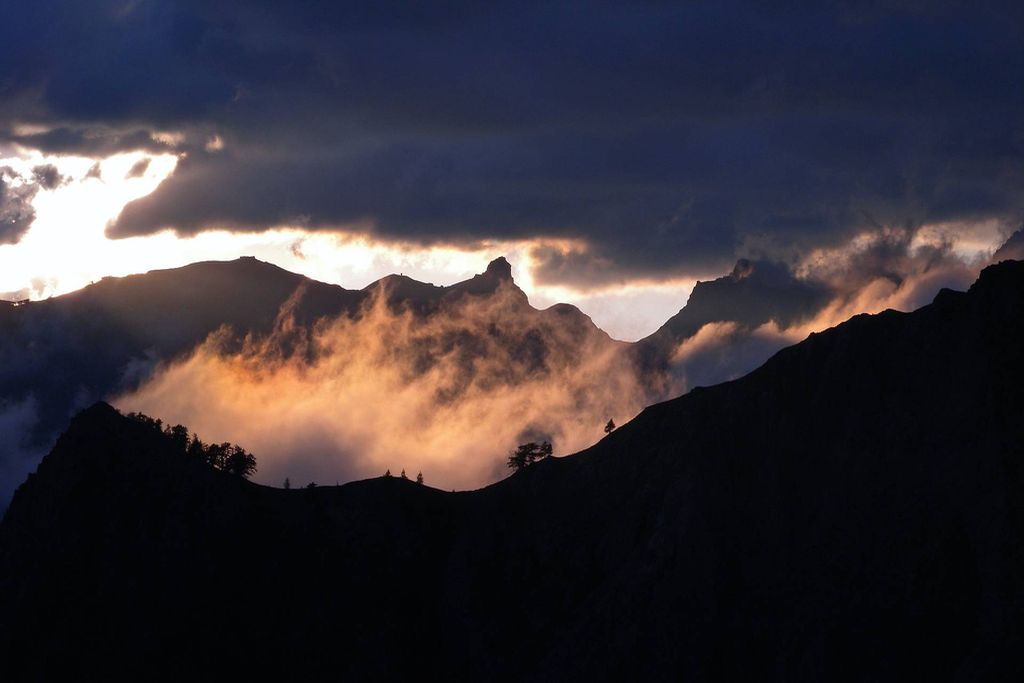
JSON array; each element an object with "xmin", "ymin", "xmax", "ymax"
[
  {"xmin": 0, "ymin": 168, "xmax": 37, "ymax": 245},
  {"xmin": 2, "ymin": 1, "xmax": 1022, "ymax": 281},
  {"xmin": 2, "ymin": 126, "xmax": 178, "ymax": 156},
  {"xmin": 31, "ymin": 164, "xmax": 66, "ymax": 190}
]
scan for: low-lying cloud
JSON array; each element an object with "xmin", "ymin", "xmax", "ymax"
[
  {"xmin": 669, "ymin": 225, "xmax": 997, "ymax": 393},
  {"xmin": 116, "ymin": 283, "xmax": 647, "ymax": 491},
  {"xmin": 112, "ymin": 225, "xmax": 1011, "ymax": 491}
]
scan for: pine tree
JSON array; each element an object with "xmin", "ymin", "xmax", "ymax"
[
  {"xmin": 283, "ymin": 477, "xmax": 291, "ymax": 489},
  {"xmin": 224, "ymin": 445, "xmax": 257, "ymax": 478},
  {"xmin": 400, "ymin": 469, "xmax": 408, "ymax": 479},
  {"xmin": 506, "ymin": 441, "xmax": 553, "ymax": 471},
  {"xmin": 604, "ymin": 419, "xmax": 616, "ymax": 434},
  {"xmin": 416, "ymin": 472, "xmax": 424, "ymax": 485}
]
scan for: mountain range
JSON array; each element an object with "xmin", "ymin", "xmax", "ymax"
[
  {"xmin": 0, "ymin": 251, "xmax": 843, "ymax": 504},
  {"xmin": 2, "ymin": 258, "xmax": 1021, "ymax": 679}
]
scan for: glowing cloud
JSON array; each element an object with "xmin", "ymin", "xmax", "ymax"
[{"xmin": 116, "ymin": 282, "xmax": 648, "ymax": 491}]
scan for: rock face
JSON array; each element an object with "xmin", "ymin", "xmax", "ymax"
[{"xmin": 2, "ymin": 260, "xmax": 1022, "ymax": 680}]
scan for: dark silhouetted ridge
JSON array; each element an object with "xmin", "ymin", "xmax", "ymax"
[
  {"xmin": 2, "ymin": 260, "xmax": 1023, "ymax": 679},
  {"xmin": 364, "ymin": 255, "xmax": 523, "ymax": 308}
]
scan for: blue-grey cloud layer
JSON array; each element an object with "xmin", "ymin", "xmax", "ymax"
[{"xmin": 2, "ymin": 1, "xmax": 1021, "ymax": 281}]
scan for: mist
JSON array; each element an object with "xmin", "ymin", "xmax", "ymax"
[
  {"xmin": 116, "ymin": 282, "xmax": 647, "ymax": 491},
  {"xmin": 111, "ymin": 225, "xmax": 1006, "ymax": 491},
  {"xmin": 667, "ymin": 225, "xmax": 994, "ymax": 393}
]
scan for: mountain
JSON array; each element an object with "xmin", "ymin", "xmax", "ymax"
[
  {"xmin": 3, "ymin": 260, "xmax": 1021, "ymax": 680},
  {"xmin": 0, "ymin": 255, "xmax": 609, "ymax": 446},
  {"xmin": 647, "ymin": 259, "xmax": 829, "ymax": 343},
  {"xmin": 993, "ymin": 228, "xmax": 1024, "ymax": 262},
  {"xmin": 0, "ymin": 255, "xmax": 619, "ymax": 505},
  {"xmin": 631, "ymin": 258, "xmax": 831, "ymax": 395},
  {"xmin": 0, "ymin": 257, "xmax": 361, "ymax": 443},
  {"xmin": 365, "ymin": 255, "xmax": 522, "ymax": 309}
]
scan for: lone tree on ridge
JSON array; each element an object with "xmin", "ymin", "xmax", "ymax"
[{"xmin": 507, "ymin": 441, "xmax": 553, "ymax": 472}]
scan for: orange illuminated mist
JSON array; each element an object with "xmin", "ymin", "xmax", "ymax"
[
  {"xmin": 112, "ymin": 222, "xmax": 1010, "ymax": 492},
  {"xmin": 115, "ymin": 259, "xmax": 651, "ymax": 491}
]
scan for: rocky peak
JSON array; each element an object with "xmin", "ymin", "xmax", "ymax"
[{"xmin": 484, "ymin": 256, "xmax": 513, "ymax": 281}]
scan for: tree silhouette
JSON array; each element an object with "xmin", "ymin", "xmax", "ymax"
[
  {"xmin": 416, "ymin": 472, "xmax": 424, "ymax": 485},
  {"xmin": 125, "ymin": 410, "xmax": 258, "ymax": 478},
  {"xmin": 507, "ymin": 441, "xmax": 553, "ymax": 472},
  {"xmin": 604, "ymin": 419, "xmax": 616, "ymax": 434},
  {"xmin": 283, "ymin": 477, "xmax": 291, "ymax": 489},
  {"xmin": 384, "ymin": 469, "xmax": 392, "ymax": 477},
  {"xmin": 400, "ymin": 469, "xmax": 408, "ymax": 480},
  {"xmin": 186, "ymin": 433, "xmax": 204, "ymax": 459},
  {"xmin": 167, "ymin": 424, "xmax": 189, "ymax": 451},
  {"xmin": 223, "ymin": 445, "xmax": 257, "ymax": 478}
]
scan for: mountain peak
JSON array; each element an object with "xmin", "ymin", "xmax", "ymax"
[
  {"xmin": 992, "ymin": 228, "xmax": 1024, "ymax": 263},
  {"xmin": 484, "ymin": 256, "xmax": 513, "ymax": 280}
]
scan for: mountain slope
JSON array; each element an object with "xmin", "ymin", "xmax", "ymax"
[{"xmin": 2, "ymin": 260, "xmax": 1022, "ymax": 680}]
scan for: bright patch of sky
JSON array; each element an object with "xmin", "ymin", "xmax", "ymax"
[{"xmin": 0, "ymin": 151, "xmax": 693, "ymax": 341}]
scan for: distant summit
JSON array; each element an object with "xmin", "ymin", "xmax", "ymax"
[
  {"xmin": 632, "ymin": 258, "xmax": 830, "ymax": 387},
  {"xmin": 993, "ymin": 228, "xmax": 1024, "ymax": 262},
  {"xmin": 484, "ymin": 255, "xmax": 513, "ymax": 279},
  {"xmin": 448, "ymin": 255, "xmax": 520, "ymax": 299},
  {"xmin": 362, "ymin": 255, "xmax": 522, "ymax": 309}
]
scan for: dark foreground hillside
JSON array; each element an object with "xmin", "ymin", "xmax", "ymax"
[{"xmin": 2, "ymin": 261, "xmax": 1023, "ymax": 681}]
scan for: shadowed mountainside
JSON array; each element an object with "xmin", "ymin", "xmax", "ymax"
[{"xmin": 2, "ymin": 259, "xmax": 1021, "ymax": 680}]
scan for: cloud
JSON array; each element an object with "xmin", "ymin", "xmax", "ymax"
[
  {"xmin": 125, "ymin": 157, "xmax": 151, "ymax": 179},
  {"xmin": 110, "ymin": 222, "xmax": 1001, "ymax": 491},
  {"xmin": 992, "ymin": 228, "xmax": 1024, "ymax": 262},
  {"xmin": 2, "ymin": 127, "xmax": 180, "ymax": 156},
  {"xmin": 115, "ymin": 281, "xmax": 647, "ymax": 490},
  {"xmin": 31, "ymin": 164, "xmax": 67, "ymax": 189},
  {"xmin": 662, "ymin": 223, "xmax": 994, "ymax": 392},
  {"xmin": 0, "ymin": 1, "xmax": 1018, "ymax": 285},
  {"xmin": 0, "ymin": 167, "xmax": 38, "ymax": 244},
  {"xmin": 670, "ymin": 320, "xmax": 800, "ymax": 392}
]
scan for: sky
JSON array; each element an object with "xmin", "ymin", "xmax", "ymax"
[{"xmin": 1, "ymin": 1, "xmax": 1022, "ymax": 340}]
